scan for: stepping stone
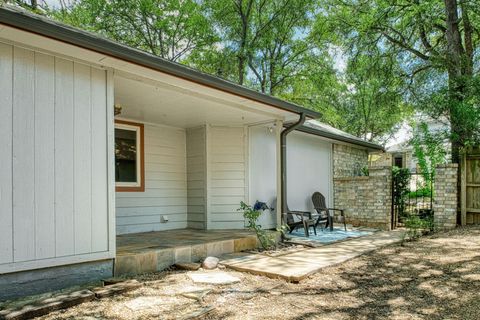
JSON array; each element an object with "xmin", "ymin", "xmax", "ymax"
[
  {"xmin": 123, "ymin": 296, "xmax": 164, "ymax": 311},
  {"xmin": 188, "ymin": 271, "xmax": 240, "ymax": 285}
]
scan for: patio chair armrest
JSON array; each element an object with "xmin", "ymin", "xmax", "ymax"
[
  {"xmin": 327, "ymin": 208, "xmax": 345, "ymax": 215},
  {"xmin": 313, "ymin": 207, "xmax": 329, "ymax": 214},
  {"xmin": 289, "ymin": 211, "xmax": 312, "ymax": 219}
]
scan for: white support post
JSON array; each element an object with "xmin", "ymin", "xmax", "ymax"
[
  {"xmin": 275, "ymin": 119, "xmax": 283, "ymax": 228},
  {"xmin": 106, "ymin": 69, "xmax": 116, "ymax": 257},
  {"xmin": 204, "ymin": 124, "xmax": 211, "ymax": 230}
]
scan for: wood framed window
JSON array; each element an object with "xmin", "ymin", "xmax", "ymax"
[{"xmin": 115, "ymin": 120, "xmax": 145, "ymax": 192}]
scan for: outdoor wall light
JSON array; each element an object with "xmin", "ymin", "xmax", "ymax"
[{"xmin": 114, "ymin": 104, "xmax": 122, "ymax": 116}]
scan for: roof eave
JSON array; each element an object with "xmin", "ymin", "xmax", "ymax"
[
  {"xmin": 296, "ymin": 125, "xmax": 385, "ymax": 151},
  {"xmin": 0, "ymin": 6, "xmax": 320, "ymax": 119}
]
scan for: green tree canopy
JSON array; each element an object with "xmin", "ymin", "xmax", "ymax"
[
  {"xmin": 48, "ymin": 0, "xmax": 218, "ymax": 62},
  {"xmin": 317, "ymin": 0, "xmax": 480, "ymax": 160},
  {"xmin": 9, "ymin": 0, "xmax": 479, "ymax": 152}
]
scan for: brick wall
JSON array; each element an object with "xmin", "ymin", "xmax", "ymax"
[
  {"xmin": 333, "ymin": 144, "xmax": 369, "ymax": 178},
  {"xmin": 434, "ymin": 164, "xmax": 458, "ymax": 229},
  {"xmin": 334, "ymin": 166, "xmax": 392, "ymax": 230}
]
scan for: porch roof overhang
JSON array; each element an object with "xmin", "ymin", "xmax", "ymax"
[
  {"xmin": 0, "ymin": 5, "xmax": 319, "ymax": 119},
  {"xmin": 297, "ymin": 121, "xmax": 385, "ymax": 151}
]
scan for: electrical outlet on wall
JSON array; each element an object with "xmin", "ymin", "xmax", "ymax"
[{"xmin": 161, "ymin": 215, "xmax": 169, "ymax": 223}]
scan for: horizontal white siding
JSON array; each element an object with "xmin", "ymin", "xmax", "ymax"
[
  {"xmin": 0, "ymin": 42, "xmax": 111, "ymax": 273},
  {"xmin": 186, "ymin": 126, "xmax": 206, "ymax": 229},
  {"xmin": 116, "ymin": 123, "xmax": 188, "ymax": 234},
  {"xmin": 208, "ymin": 126, "xmax": 246, "ymax": 229}
]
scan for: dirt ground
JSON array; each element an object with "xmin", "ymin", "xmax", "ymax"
[{"xmin": 39, "ymin": 226, "xmax": 480, "ymax": 320}]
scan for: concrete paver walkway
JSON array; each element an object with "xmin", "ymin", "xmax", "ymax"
[{"xmin": 220, "ymin": 229, "xmax": 405, "ymax": 282}]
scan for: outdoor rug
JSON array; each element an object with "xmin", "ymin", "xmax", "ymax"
[{"xmin": 289, "ymin": 227, "xmax": 375, "ymax": 245}]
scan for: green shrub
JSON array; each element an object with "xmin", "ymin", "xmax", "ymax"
[
  {"xmin": 392, "ymin": 166, "xmax": 410, "ymax": 216},
  {"xmin": 408, "ymin": 186, "xmax": 433, "ymax": 199},
  {"xmin": 404, "ymin": 213, "xmax": 435, "ymax": 240}
]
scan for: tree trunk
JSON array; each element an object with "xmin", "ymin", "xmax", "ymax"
[
  {"xmin": 238, "ymin": 56, "xmax": 246, "ymax": 85},
  {"xmin": 444, "ymin": 0, "xmax": 465, "ymax": 163}
]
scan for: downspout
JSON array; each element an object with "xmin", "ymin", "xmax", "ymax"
[{"xmin": 280, "ymin": 113, "xmax": 306, "ymax": 215}]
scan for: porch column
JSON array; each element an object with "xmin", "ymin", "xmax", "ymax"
[{"xmin": 275, "ymin": 119, "xmax": 283, "ymax": 228}]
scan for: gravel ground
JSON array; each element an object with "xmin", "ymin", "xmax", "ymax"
[{"xmin": 39, "ymin": 226, "xmax": 480, "ymax": 320}]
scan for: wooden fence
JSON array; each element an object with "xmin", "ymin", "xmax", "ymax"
[{"xmin": 460, "ymin": 149, "xmax": 480, "ymax": 225}]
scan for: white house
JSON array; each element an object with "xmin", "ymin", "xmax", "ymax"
[
  {"xmin": 370, "ymin": 114, "xmax": 450, "ymax": 171},
  {"xmin": 0, "ymin": 6, "xmax": 382, "ymax": 300}
]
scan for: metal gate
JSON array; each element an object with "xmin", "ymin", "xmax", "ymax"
[{"xmin": 392, "ymin": 169, "xmax": 434, "ymax": 229}]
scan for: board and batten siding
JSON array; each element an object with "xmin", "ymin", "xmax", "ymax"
[
  {"xmin": 186, "ymin": 126, "xmax": 207, "ymax": 229},
  {"xmin": 208, "ymin": 126, "xmax": 247, "ymax": 229},
  {"xmin": 115, "ymin": 123, "xmax": 188, "ymax": 234},
  {"xmin": 0, "ymin": 42, "xmax": 112, "ymax": 273}
]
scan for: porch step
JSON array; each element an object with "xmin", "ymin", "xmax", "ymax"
[{"xmin": 114, "ymin": 235, "xmax": 257, "ymax": 276}]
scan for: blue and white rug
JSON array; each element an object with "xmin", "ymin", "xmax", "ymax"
[{"xmin": 289, "ymin": 227, "xmax": 374, "ymax": 244}]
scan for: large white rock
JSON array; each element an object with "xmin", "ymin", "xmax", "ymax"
[{"xmin": 202, "ymin": 256, "xmax": 220, "ymax": 270}]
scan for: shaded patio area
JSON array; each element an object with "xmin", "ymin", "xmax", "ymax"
[{"xmin": 115, "ymin": 229, "xmax": 257, "ymax": 276}]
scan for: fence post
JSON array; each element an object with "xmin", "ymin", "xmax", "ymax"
[
  {"xmin": 433, "ymin": 164, "xmax": 458, "ymax": 229},
  {"xmin": 460, "ymin": 151, "xmax": 467, "ymax": 226}
]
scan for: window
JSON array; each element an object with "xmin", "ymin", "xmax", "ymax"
[
  {"xmin": 394, "ymin": 155, "xmax": 403, "ymax": 168},
  {"xmin": 115, "ymin": 120, "xmax": 145, "ymax": 192}
]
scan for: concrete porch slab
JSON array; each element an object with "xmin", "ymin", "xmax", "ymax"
[
  {"xmin": 115, "ymin": 229, "xmax": 257, "ymax": 276},
  {"xmin": 220, "ymin": 229, "xmax": 405, "ymax": 282}
]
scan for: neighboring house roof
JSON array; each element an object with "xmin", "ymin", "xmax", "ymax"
[
  {"xmin": 387, "ymin": 141, "xmax": 413, "ymax": 153},
  {"xmin": 0, "ymin": 5, "xmax": 384, "ymax": 152}
]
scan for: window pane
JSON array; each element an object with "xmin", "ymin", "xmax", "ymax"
[{"xmin": 115, "ymin": 128, "xmax": 137, "ymax": 183}]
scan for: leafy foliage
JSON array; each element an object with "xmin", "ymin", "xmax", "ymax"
[
  {"xmin": 318, "ymin": 0, "xmax": 480, "ymax": 160},
  {"xmin": 404, "ymin": 214, "xmax": 435, "ymax": 241},
  {"xmin": 8, "ymin": 0, "xmax": 480, "ymax": 151},
  {"xmin": 334, "ymin": 53, "xmax": 412, "ymax": 143},
  {"xmin": 238, "ymin": 201, "xmax": 276, "ymax": 250},
  {"xmin": 392, "ymin": 167, "xmax": 411, "ymax": 218},
  {"xmin": 411, "ymin": 122, "xmax": 447, "ymax": 182},
  {"xmin": 408, "ymin": 187, "xmax": 433, "ymax": 199},
  {"xmin": 47, "ymin": 0, "xmax": 217, "ymax": 61}
]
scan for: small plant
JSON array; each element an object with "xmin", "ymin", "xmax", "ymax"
[
  {"xmin": 403, "ymin": 213, "xmax": 435, "ymax": 242},
  {"xmin": 238, "ymin": 201, "xmax": 276, "ymax": 250},
  {"xmin": 360, "ymin": 166, "xmax": 369, "ymax": 176}
]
